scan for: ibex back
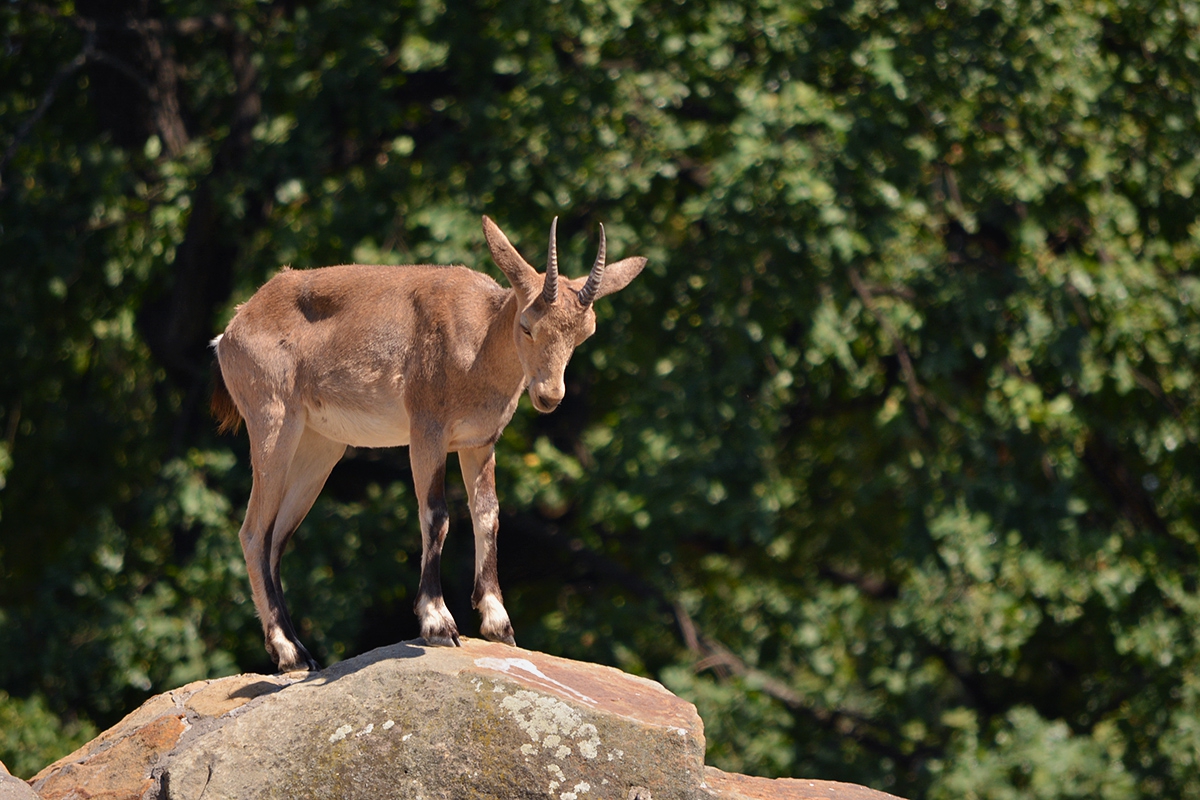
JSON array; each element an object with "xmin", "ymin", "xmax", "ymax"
[{"xmin": 212, "ymin": 215, "xmax": 647, "ymax": 671}]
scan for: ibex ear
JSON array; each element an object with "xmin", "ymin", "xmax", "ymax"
[
  {"xmin": 589, "ymin": 256, "xmax": 648, "ymax": 301},
  {"xmin": 483, "ymin": 216, "xmax": 540, "ymax": 304}
]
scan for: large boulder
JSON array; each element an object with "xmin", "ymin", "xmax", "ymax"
[{"xmin": 29, "ymin": 639, "xmax": 903, "ymax": 800}]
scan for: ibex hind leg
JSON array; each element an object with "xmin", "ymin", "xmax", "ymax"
[
  {"xmin": 237, "ymin": 407, "xmax": 317, "ymax": 672},
  {"xmin": 261, "ymin": 427, "xmax": 348, "ymax": 672},
  {"xmin": 260, "ymin": 543, "xmax": 320, "ymax": 673}
]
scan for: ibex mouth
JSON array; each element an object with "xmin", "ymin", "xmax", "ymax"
[{"xmin": 530, "ymin": 390, "xmax": 562, "ymax": 413}]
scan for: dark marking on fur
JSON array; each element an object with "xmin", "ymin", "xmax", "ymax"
[
  {"xmin": 416, "ymin": 464, "xmax": 450, "ymax": 608},
  {"xmin": 269, "ymin": 525, "xmax": 302, "ymax": 640},
  {"xmin": 296, "ymin": 283, "xmax": 340, "ymax": 323},
  {"xmin": 259, "ymin": 519, "xmax": 319, "ymax": 670},
  {"xmin": 260, "ymin": 516, "xmax": 278, "ymax": 611},
  {"xmin": 471, "ymin": 569, "xmax": 500, "ymax": 609}
]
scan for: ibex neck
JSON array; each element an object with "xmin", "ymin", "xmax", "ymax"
[{"xmin": 480, "ymin": 290, "xmax": 527, "ymax": 397}]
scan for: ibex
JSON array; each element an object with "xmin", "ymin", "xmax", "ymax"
[{"xmin": 211, "ymin": 215, "xmax": 646, "ymax": 672}]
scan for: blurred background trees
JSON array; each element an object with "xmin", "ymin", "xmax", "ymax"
[{"xmin": 2, "ymin": 0, "xmax": 1198, "ymax": 796}]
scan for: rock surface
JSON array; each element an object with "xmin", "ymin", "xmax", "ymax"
[
  {"xmin": 1, "ymin": 761, "xmax": 40, "ymax": 800},
  {"xmin": 28, "ymin": 639, "xmax": 904, "ymax": 800}
]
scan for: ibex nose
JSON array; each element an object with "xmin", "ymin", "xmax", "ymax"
[{"xmin": 530, "ymin": 386, "xmax": 564, "ymax": 413}]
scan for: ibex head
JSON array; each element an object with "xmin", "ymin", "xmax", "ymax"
[{"xmin": 483, "ymin": 215, "xmax": 647, "ymax": 412}]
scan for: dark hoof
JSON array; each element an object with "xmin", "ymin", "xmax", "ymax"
[
  {"xmin": 481, "ymin": 622, "xmax": 516, "ymax": 646},
  {"xmin": 280, "ymin": 663, "xmax": 319, "ymax": 675},
  {"xmin": 422, "ymin": 632, "xmax": 462, "ymax": 647},
  {"xmin": 271, "ymin": 642, "xmax": 321, "ymax": 673},
  {"xmin": 278, "ymin": 655, "xmax": 321, "ymax": 673},
  {"xmin": 421, "ymin": 622, "xmax": 462, "ymax": 647}
]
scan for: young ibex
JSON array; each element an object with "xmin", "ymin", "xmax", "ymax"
[{"xmin": 211, "ymin": 215, "xmax": 647, "ymax": 672}]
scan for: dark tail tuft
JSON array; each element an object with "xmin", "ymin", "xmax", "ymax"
[{"xmin": 210, "ymin": 357, "xmax": 243, "ymax": 435}]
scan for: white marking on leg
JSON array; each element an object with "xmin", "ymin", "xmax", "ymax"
[
  {"xmin": 477, "ymin": 593, "xmax": 511, "ymax": 638},
  {"xmin": 270, "ymin": 630, "xmax": 304, "ymax": 670},
  {"xmin": 415, "ymin": 593, "xmax": 458, "ymax": 643}
]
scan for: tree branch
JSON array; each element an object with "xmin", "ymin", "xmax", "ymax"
[
  {"xmin": 670, "ymin": 601, "xmax": 928, "ymax": 766},
  {"xmin": 848, "ymin": 267, "xmax": 930, "ymax": 430},
  {"xmin": 1081, "ymin": 432, "xmax": 1172, "ymax": 541},
  {"xmin": 511, "ymin": 512, "xmax": 924, "ymax": 766},
  {"xmin": 0, "ymin": 29, "xmax": 96, "ymax": 198}
]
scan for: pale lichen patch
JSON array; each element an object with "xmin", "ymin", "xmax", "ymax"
[
  {"xmin": 496, "ymin": 688, "xmax": 604, "ymax": 796},
  {"xmin": 560, "ymin": 781, "xmax": 591, "ymax": 800},
  {"xmin": 498, "ymin": 690, "xmax": 599, "ymax": 757},
  {"xmin": 328, "ymin": 724, "xmax": 353, "ymax": 743},
  {"xmin": 547, "ymin": 763, "xmax": 566, "ymax": 795}
]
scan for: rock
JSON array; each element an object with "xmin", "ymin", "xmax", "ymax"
[
  {"xmin": 0, "ymin": 761, "xmax": 40, "ymax": 800},
  {"xmin": 29, "ymin": 639, "xmax": 905, "ymax": 800},
  {"xmin": 29, "ymin": 673, "xmax": 290, "ymax": 800},
  {"xmin": 703, "ymin": 768, "xmax": 903, "ymax": 800}
]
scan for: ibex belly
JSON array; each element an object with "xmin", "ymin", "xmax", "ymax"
[{"xmin": 304, "ymin": 398, "xmax": 412, "ymax": 448}]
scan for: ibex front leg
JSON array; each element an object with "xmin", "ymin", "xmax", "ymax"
[
  {"xmin": 459, "ymin": 444, "xmax": 516, "ymax": 645},
  {"xmin": 410, "ymin": 425, "xmax": 461, "ymax": 646}
]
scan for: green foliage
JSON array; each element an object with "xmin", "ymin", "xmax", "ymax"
[
  {"xmin": 2, "ymin": 0, "xmax": 1198, "ymax": 796},
  {"xmin": 930, "ymin": 706, "xmax": 1137, "ymax": 800},
  {"xmin": 0, "ymin": 691, "xmax": 95, "ymax": 780}
]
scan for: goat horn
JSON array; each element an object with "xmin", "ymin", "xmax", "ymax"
[
  {"xmin": 577, "ymin": 223, "xmax": 606, "ymax": 306},
  {"xmin": 543, "ymin": 217, "xmax": 559, "ymax": 304}
]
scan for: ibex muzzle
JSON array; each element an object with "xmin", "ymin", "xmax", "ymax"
[{"xmin": 211, "ymin": 216, "xmax": 647, "ymax": 671}]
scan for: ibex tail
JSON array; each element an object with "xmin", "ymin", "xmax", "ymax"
[{"xmin": 210, "ymin": 337, "xmax": 243, "ymax": 435}]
